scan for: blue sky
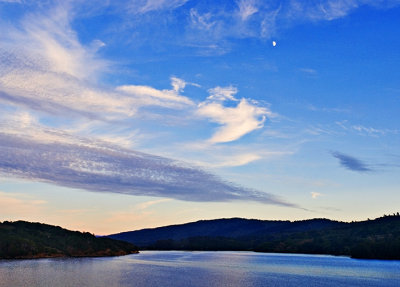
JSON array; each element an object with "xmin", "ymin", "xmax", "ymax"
[{"xmin": 0, "ymin": 0, "xmax": 399, "ymax": 234}]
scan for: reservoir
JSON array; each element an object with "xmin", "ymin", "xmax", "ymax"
[{"xmin": 0, "ymin": 251, "xmax": 399, "ymax": 286}]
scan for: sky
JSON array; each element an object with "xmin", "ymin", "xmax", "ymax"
[{"xmin": 0, "ymin": 0, "xmax": 399, "ymax": 235}]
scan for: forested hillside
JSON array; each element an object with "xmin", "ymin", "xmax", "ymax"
[
  {"xmin": 108, "ymin": 214, "xmax": 400, "ymax": 260},
  {"xmin": 0, "ymin": 221, "xmax": 139, "ymax": 259},
  {"xmin": 108, "ymin": 217, "xmax": 344, "ymax": 247}
]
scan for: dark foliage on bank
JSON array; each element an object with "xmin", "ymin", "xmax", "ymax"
[
  {"xmin": 254, "ymin": 214, "xmax": 400, "ymax": 260},
  {"xmin": 0, "ymin": 221, "xmax": 139, "ymax": 259},
  {"xmin": 108, "ymin": 214, "xmax": 400, "ymax": 260}
]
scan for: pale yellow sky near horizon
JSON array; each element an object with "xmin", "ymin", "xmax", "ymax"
[{"xmin": 0, "ymin": 178, "xmax": 390, "ymax": 235}]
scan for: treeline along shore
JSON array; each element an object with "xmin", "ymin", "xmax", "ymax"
[
  {"xmin": 108, "ymin": 214, "xmax": 400, "ymax": 260},
  {"xmin": 0, "ymin": 221, "xmax": 138, "ymax": 259},
  {"xmin": 1, "ymin": 214, "xmax": 399, "ymax": 260}
]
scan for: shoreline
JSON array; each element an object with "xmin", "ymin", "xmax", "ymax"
[{"xmin": 0, "ymin": 250, "xmax": 139, "ymax": 261}]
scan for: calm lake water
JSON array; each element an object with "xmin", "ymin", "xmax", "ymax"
[{"xmin": 0, "ymin": 251, "xmax": 399, "ymax": 287}]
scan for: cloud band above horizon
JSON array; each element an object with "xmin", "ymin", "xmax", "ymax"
[{"xmin": 0, "ymin": 128, "xmax": 294, "ymax": 207}]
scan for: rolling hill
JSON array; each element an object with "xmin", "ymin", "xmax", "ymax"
[
  {"xmin": 107, "ymin": 214, "xmax": 400, "ymax": 260},
  {"xmin": 0, "ymin": 221, "xmax": 139, "ymax": 259},
  {"xmin": 107, "ymin": 217, "xmax": 346, "ymax": 247}
]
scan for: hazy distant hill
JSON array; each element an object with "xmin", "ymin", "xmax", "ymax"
[
  {"xmin": 107, "ymin": 217, "xmax": 345, "ymax": 247},
  {"xmin": 0, "ymin": 221, "xmax": 138, "ymax": 259},
  {"xmin": 107, "ymin": 215, "xmax": 400, "ymax": 260}
]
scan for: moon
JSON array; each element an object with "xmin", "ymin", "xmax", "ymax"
[{"xmin": 272, "ymin": 41, "xmax": 277, "ymax": 47}]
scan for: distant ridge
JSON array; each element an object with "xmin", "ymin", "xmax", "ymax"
[
  {"xmin": 0, "ymin": 221, "xmax": 139, "ymax": 259},
  {"xmin": 107, "ymin": 215, "xmax": 400, "ymax": 260},
  {"xmin": 107, "ymin": 217, "xmax": 345, "ymax": 247}
]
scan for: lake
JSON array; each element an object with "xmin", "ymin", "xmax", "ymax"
[{"xmin": 0, "ymin": 251, "xmax": 399, "ymax": 287}]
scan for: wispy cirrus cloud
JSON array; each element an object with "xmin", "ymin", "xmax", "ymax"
[
  {"xmin": 116, "ymin": 77, "xmax": 194, "ymax": 109},
  {"xmin": 6, "ymin": 1, "xmax": 395, "ymax": 59},
  {"xmin": 189, "ymin": 8, "xmax": 217, "ymax": 31},
  {"xmin": 335, "ymin": 121, "xmax": 399, "ymax": 137},
  {"xmin": 287, "ymin": 0, "xmax": 400, "ymax": 22},
  {"xmin": 0, "ymin": 8, "xmax": 197, "ymax": 120},
  {"xmin": 0, "ymin": 0, "xmax": 21, "ymax": 3},
  {"xmin": 137, "ymin": 198, "xmax": 172, "ymax": 210},
  {"xmin": 207, "ymin": 86, "xmax": 238, "ymax": 102},
  {"xmin": 0, "ymin": 8, "xmax": 135, "ymax": 120},
  {"xmin": 237, "ymin": 0, "xmax": 259, "ymax": 21},
  {"xmin": 198, "ymin": 150, "xmax": 290, "ymax": 168},
  {"xmin": 178, "ymin": 140, "xmax": 293, "ymax": 168},
  {"xmin": 299, "ymin": 68, "xmax": 318, "ymax": 76},
  {"xmin": 332, "ymin": 151, "xmax": 372, "ymax": 172},
  {"xmin": 197, "ymin": 86, "xmax": 273, "ymax": 143},
  {"xmin": 352, "ymin": 125, "xmax": 399, "ymax": 137},
  {"xmin": 0, "ymin": 6, "xmax": 279, "ymax": 206},
  {"xmin": 128, "ymin": 0, "xmax": 189, "ymax": 14},
  {"xmin": 0, "ymin": 113, "xmax": 294, "ymax": 206},
  {"xmin": 7, "ymin": 0, "xmax": 395, "ymax": 55},
  {"xmin": 286, "ymin": 0, "xmax": 358, "ymax": 21},
  {"xmin": 170, "ymin": 0, "xmax": 400, "ymax": 51}
]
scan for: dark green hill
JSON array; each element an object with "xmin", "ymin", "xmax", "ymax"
[
  {"xmin": 254, "ymin": 215, "xmax": 400, "ymax": 259},
  {"xmin": 107, "ymin": 217, "xmax": 345, "ymax": 247},
  {"xmin": 107, "ymin": 215, "xmax": 400, "ymax": 260},
  {"xmin": 0, "ymin": 221, "xmax": 139, "ymax": 259}
]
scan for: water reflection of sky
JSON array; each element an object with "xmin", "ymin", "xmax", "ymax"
[
  {"xmin": 121, "ymin": 251, "xmax": 400, "ymax": 286},
  {"xmin": 1, "ymin": 251, "xmax": 399, "ymax": 287}
]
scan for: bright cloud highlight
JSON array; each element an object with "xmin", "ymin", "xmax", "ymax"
[
  {"xmin": 197, "ymin": 87, "xmax": 271, "ymax": 143},
  {"xmin": 116, "ymin": 77, "xmax": 194, "ymax": 109}
]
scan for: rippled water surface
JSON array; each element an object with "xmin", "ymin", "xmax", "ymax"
[{"xmin": 1, "ymin": 251, "xmax": 399, "ymax": 287}]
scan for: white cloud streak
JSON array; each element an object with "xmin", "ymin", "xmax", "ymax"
[
  {"xmin": 287, "ymin": 0, "xmax": 400, "ymax": 22},
  {"xmin": 116, "ymin": 77, "xmax": 194, "ymax": 109},
  {"xmin": 336, "ymin": 121, "xmax": 399, "ymax": 137},
  {"xmin": 237, "ymin": 0, "xmax": 259, "ymax": 21},
  {"xmin": 207, "ymin": 86, "xmax": 238, "ymax": 102},
  {"xmin": 138, "ymin": 198, "xmax": 172, "ymax": 210},
  {"xmin": 0, "ymin": 8, "xmax": 139, "ymax": 120},
  {"xmin": 118, "ymin": 0, "xmax": 400, "ymax": 52},
  {"xmin": 0, "ymin": 6, "xmax": 282, "ymax": 206},
  {"xmin": 0, "ymin": 0, "xmax": 21, "ymax": 3},
  {"xmin": 0, "ymin": 9, "xmax": 197, "ymax": 120},
  {"xmin": 197, "ymin": 150, "xmax": 289, "ymax": 168},
  {"xmin": 190, "ymin": 8, "xmax": 217, "ymax": 31},
  {"xmin": 311, "ymin": 192, "xmax": 322, "ymax": 199},
  {"xmin": 131, "ymin": 0, "xmax": 189, "ymax": 14},
  {"xmin": 197, "ymin": 87, "xmax": 272, "ymax": 143}
]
